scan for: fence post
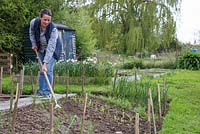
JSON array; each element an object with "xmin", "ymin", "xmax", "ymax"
[
  {"xmin": 11, "ymin": 83, "xmax": 20, "ymax": 134},
  {"xmin": 0, "ymin": 67, "xmax": 3, "ymax": 94},
  {"xmin": 66, "ymin": 70, "xmax": 69, "ymax": 98},
  {"xmin": 8, "ymin": 53, "xmax": 13, "ymax": 75},
  {"xmin": 157, "ymin": 84, "xmax": 162, "ymax": 124},
  {"xmin": 19, "ymin": 67, "xmax": 24, "ymax": 96},
  {"xmin": 0, "ymin": 53, "xmax": 13, "ymax": 75},
  {"xmin": 135, "ymin": 113, "xmax": 139, "ymax": 134},
  {"xmin": 163, "ymin": 78, "xmax": 167, "ymax": 115},
  {"xmin": 81, "ymin": 61, "xmax": 85, "ymax": 97}
]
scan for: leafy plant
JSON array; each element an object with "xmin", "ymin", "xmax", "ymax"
[
  {"xmin": 178, "ymin": 51, "xmax": 200, "ymax": 70},
  {"xmin": 112, "ymin": 76, "xmax": 159, "ymax": 108},
  {"xmin": 122, "ymin": 59, "xmax": 143, "ymax": 69}
]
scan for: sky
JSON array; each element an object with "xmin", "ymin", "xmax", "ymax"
[{"xmin": 176, "ymin": 0, "xmax": 200, "ymax": 44}]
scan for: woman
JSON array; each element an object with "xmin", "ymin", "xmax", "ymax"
[{"xmin": 29, "ymin": 9, "xmax": 60, "ymax": 98}]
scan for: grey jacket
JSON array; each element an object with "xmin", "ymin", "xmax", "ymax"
[{"xmin": 29, "ymin": 18, "xmax": 58, "ymax": 63}]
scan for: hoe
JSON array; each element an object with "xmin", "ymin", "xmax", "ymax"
[{"xmin": 35, "ymin": 50, "xmax": 61, "ymax": 109}]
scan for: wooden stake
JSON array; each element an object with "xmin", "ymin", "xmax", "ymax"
[
  {"xmin": 0, "ymin": 67, "xmax": 3, "ymax": 94},
  {"xmin": 81, "ymin": 93, "xmax": 88, "ymax": 134},
  {"xmin": 36, "ymin": 71, "xmax": 40, "ymax": 91},
  {"xmin": 147, "ymin": 98, "xmax": 151, "ymax": 134},
  {"xmin": 9, "ymin": 72, "xmax": 15, "ymax": 112},
  {"xmin": 81, "ymin": 62, "xmax": 85, "ymax": 97},
  {"xmin": 50, "ymin": 103, "xmax": 54, "ymax": 134},
  {"xmin": 30, "ymin": 70, "xmax": 35, "ymax": 95},
  {"xmin": 149, "ymin": 88, "xmax": 157, "ymax": 134},
  {"xmin": 83, "ymin": 94, "xmax": 88, "ymax": 118},
  {"xmin": 19, "ymin": 67, "xmax": 24, "ymax": 96},
  {"xmin": 66, "ymin": 70, "xmax": 69, "ymax": 98},
  {"xmin": 157, "ymin": 84, "xmax": 162, "ymax": 124},
  {"xmin": 163, "ymin": 78, "xmax": 167, "ymax": 115},
  {"xmin": 135, "ymin": 113, "xmax": 139, "ymax": 134},
  {"xmin": 11, "ymin": 83, "xmax": 20, "ymax": 134},
  {"xmin": 113, "ymin": 69, "xmax": 118, "ymax": 91}
]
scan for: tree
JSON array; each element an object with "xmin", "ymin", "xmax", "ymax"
[
  {"xmin": 88, "ymin": 0, "xmax": 181, "ymax": 55},
  {"xmin": 49, "ymin": 4, "xmax": 97, "ymax": 59}
]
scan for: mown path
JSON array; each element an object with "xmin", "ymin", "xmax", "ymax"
[{"xmin": 160, "ymin": 70, "xmax": 200, "ymax": 134}]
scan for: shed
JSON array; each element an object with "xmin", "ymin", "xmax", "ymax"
[{"xmin": 23, "ymin": 23, "xmax": 76, "ymax": 62}]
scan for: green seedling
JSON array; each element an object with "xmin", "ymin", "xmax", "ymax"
[
  {"xmin": 65, "ymin": 114, "xmax": 77, "ymax": 133},
  {"xmin": 88, "ymin": 121, "xmax": 93, "ymax": 134},
  {"xmin": 54, "ymin": 116, "xmax": 61, "ymax": 131},
  {"xmin": 114, "ymin": 114, "xmax": 117, "ymax": 122},
  {"xmin": 88, "ymin": 99, "xmax": 92, "ymax": 107},
  {"xmin": 100, "ymin": 105, "xmax": 105, "ymax": 113}
]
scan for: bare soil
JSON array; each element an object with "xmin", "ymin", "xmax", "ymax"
[{"xmin": 0, "ymin": 95, "xmax": 162, "ymax": 134}]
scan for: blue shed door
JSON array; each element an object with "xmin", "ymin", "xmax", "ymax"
[{"xmin": 62, "ymin": 30, "xmax": 76, "ymax": 60}]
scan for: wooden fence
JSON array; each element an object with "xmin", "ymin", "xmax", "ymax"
[{"xmin": 0, "ymin": 53, "xmax": 13, "ymax": 74}]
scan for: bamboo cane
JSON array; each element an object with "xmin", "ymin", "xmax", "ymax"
[
  {"xmin": 0, "ymin": 67, "xmax": 3, "ymax": 94},
  {"xmin": 11, "ymin": 83, "xmax": 20, "ymax": 134},
  {"xmin": 135, "ymin": 113, "xmax": 139, "ymax": 134},
  {"xmin": 81, "ymin": 93, "xmax": 88, "ymax": 134},
  {"xmin": 157, "ymin": 84, "xmax": 162, "ymax": 124},
  {"xmin": 149, "ymin": 88, "xmax": 157, "ymax": 134},
  {"xmin": 147, "ymin": 98, "xmax": 151, "ymax": 134}
]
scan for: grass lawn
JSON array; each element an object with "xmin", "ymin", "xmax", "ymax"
[{"xmin": 160, "ymin": 70, "xmax": 200, "ymax": 134}]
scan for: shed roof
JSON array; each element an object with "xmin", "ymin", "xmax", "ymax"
[{"xmin": 55, "ymin": 23, "xmax": 75, "ymax": 31}]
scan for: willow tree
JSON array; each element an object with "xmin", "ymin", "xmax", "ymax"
[{"xmin": 89, "ymin": 0, "xmax": 181, "ymax": 55}]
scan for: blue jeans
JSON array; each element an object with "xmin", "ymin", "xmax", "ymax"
[{"xmin": 38, "ymin": 52, "xmax": 55, "ymax": 96}]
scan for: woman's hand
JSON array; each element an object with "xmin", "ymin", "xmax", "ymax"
[
  {"xmin": 42, "ymin": 63, "xmax": 47, "ymax": 72},
  {"xmin": 32, "ymin": 45, "xmax": 38, "ymax": 51}
]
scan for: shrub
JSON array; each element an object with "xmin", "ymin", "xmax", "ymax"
[
  {"xmin": 178, "ymin": 52, "xmax": 200, "ymax": 70},
  {"xmin": 122, "ymin": 59, "xmax": 143, "ymax": 69},
  {"xmin": 24, "ymin": 61, "xmax": 39, "ymax": 76}
]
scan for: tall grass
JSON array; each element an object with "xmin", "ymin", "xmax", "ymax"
[{"xmin": 112, "ymin": 76, "xmax": 159, "ymax": 108}]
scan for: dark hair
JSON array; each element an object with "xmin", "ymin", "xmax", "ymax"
[{"xmin": 39, "ymin": 9, "xmax": 52, "ymax": 17}]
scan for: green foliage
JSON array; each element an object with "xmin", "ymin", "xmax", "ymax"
[
  {"xmin": 0, "ymin": 0, "xmax": 28, "ymax": 52},
  {"xmin": 89, "ymin": 0, "xmax": 181, "ymax": 54},
  {"xmin": 122, "ymin": 60, "xmax": 143, "ymax": 69},
  {"xmin": 121, "ymin": 57, "xmax": 176, "ymax": 69},
  {"xmin": 97, "ymin": 95, "xmax": 132, "ymax": 110},
  {"xmin": 143, "ymin": 59, "xmax": 176, "ymax": 69},
  {"xmin": 134, "ymin": 105, "xmax": 146, "ymax": 117},
  {"xmin": 23, "ymin": 60, "xmax": 114, "ymax": 85},
  {"xmin": 112, "ymin": 77, "xmax": 159, "ymax": 108},
  {"xmin": 160, "ymin": 70, "xmax": 200, "ymax": 134},
  {"xmin": 23, "ymin": 61, "xmax": 39, "ymax": 76},
  {"xmin": 60, "ymin": 6, "xmax": 96, "ymax": 58},
  {"xmin": 178, "ymin": 52, "xmax": 200, "ymax": 70}
]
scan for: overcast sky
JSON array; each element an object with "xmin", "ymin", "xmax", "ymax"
[{"xmin": 176, "ymin": 0, "xmax": 200, "ymax": 44}]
